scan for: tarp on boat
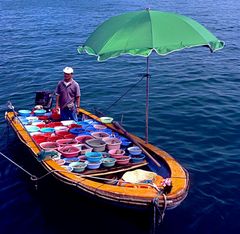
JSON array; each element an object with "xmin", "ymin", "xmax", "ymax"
[{"xmin": 122, "ymin": 169, "xmax": 157, "ymax": 183}]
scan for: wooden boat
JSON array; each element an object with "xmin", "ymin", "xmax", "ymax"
[{"xmin": 5, "ymin": 105, "xmax": 189, "ymax": 213}]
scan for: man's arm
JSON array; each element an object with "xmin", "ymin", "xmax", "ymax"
[
  {"xmin": 56, "ymin": 95, "xmax": 60, "ymax": 110},
  {"xmin": 76, "ymin": 96, "xmax": 80, "ymax": 108}
]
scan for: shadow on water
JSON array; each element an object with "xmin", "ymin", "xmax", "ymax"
[{"xmin": 1, "ymin": 134, "xmax": 155, "ymax": 234}]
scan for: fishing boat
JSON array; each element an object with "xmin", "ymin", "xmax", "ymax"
[{"xmin": 5, "ymin": 96, "xmax": 189, "ymax": 216}]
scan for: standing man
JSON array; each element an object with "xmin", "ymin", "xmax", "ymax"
[{"xmin": 55, "ymin": 67, "xmax": 81, "ymax": 121}]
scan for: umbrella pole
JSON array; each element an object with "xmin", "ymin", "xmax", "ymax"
[{"xmin": 145, "ymin": 56, "xmax": 150, "ymax": 144}]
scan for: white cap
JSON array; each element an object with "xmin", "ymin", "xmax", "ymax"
[{"xmin": 63, "ymin": 67, "xmax": 74, "ymax": 74}]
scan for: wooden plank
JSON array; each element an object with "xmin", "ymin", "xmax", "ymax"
[{"xmin": 81, "ymin": 161, "xmax": 148, "ymax": 177}]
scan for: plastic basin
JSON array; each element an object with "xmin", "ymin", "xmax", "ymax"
[
  {"xmin": 91, "ymin": 131, "xmax": 110, "ymax": 139},
  {"xmin": 47, "ymin": 135, "xmax": 63, "ymax": 142},
  {"xmin": 46, "ymin": 122, "xmax": 63, "ymax": 128},
  {"xmin": 33, "ymin": 122, "xmax": 46, "ymax": 128},
  {"xmin": 108, "ymin": 149, "xmax": 125, "ymax": 159},
  {"xmin": 58, "ymin": 146, "xmax": 81, "ymax": 158},
  {"xmin": 130, "ymin": 154, "xmax": 146, "ymax": 163},
  {"xmin": 55, "ymin": 131, "xmax": 69, "ymax": 137},
  {"xmin": 63, "ymin": 133, "xmax": 76, "ymax": 139},
  {"xmin": 69, "ymin": 128, "xmax": 86, "ymax": 135},
  {"xmin": 56, "ymin": 138, "xmax": 78, "ymax": 146},
  {"xmin": 127, "ymin": 146, "xmax": 142, "ymax": 155},
  {"xmin": 104, "ymin": 138, "xmax": 122, "ymax": 150},
  {"xmin": 19, "ymin": 118, "xmax": 29, "ymax": 125},
  {"xmin": 93, "ymin": 124, "xmax": 107, "ymax": 130},
  {"xmin": 87, "ymin": 161, "xmax": 102, "ymax": 169},
  {"xmin": 85, "ymin": 152, "xmax": 102, "ymax": 163},
  {"xmin": 69, "ymin": 161, "xmax": 88, "ymax": 172},
  {"xmin": 40, "ymin": 127, "xmax": 55, "ymax": 133},
  {"xmin": 102, "ymin": 158, "xmax": 116, "ymax": 167},
  {"xmin": 32, "ymin": 135, "xmax": 48, "ymax": 144},
  {"xmin": 76, "ymin": 121, "xmax": 91, "ymax": 129},
  {"xmin": 64, "ymin": 157, "xmax": 80, "ymax": 164},
  {"xmin": 85, "ymin": 139, "xmax": 106, "ymax": 152},
  {"xmin": 77, "ymin": 144, "xmax": 93, "ymax": 155},
  {"xmin": 40, "ymin": 142, "xmax": 59, "ymax": 150},
  {"xmin": 55, "ymin": 159, "xmax": 65, "ymax": 165},
  {"xmin": 61, "ymin": 120, "xmax": 76, "ymax": 126},
  {"xmin": 99, "ymin": 117, "xmax": 113, "ymax": 124},
  {"xmin": 69, "ymin": 124, "xmax": 82, "ymax": 129},
  {"xmin": 25, "ymin": 125, "xmax": 40, "ymax": 133},
  {"xmin": 26, "ymin": 116, "xmax": 39, "ymax": 122},
  {"xmin": 75, "ymin": 135, "xmax": 94, "ymax": 143},
  {"xmin": 18, "ymin": 110, "xmax": 31, "ymax": 117},
  {"xmin": 34, "ymin": 109, "xmax": 46, "ymax": 116},
  {"xmin": 54, "ymin": 126, "xmax": 69, "ymax": 132},
  {"xmin": 116, "ymin": 156, "xmax": 131, "ymax": 165}
]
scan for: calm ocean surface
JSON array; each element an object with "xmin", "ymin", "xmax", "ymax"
[{"xmin": 1, "ymin": 0, "xmax": 239, "ymax": 233}]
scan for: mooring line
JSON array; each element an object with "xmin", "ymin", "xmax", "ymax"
[{"xmin": 0, "ymin": 151, "xmax": 34, "ymax": 177}]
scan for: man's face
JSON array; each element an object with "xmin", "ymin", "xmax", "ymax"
[{"xmin": 64, "ymin": 73, "xmax": 72, "ymax": 82}]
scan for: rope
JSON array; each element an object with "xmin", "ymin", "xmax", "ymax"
[
  {"xmin": 104, "ymin": 73, "xmax": 147, "ymax": 112},
  {"xmin": 0, "ymin": 151, "xmax": 34, "ymax": 177},
  {"xmin": 152, "ymin": 193, "xmax": 168, "ymax": 231},
  {"xmin": 161, "ymin": 193, "xmax": 167, "ymax": 221}
]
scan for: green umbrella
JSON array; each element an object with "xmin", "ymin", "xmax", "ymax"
[{"xmin": 78, "ymin": 9, "xmax": 224, "ymax": 143}]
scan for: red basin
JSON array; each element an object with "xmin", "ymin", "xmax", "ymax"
[{"xmin": 58, "ymin": 146, "xmax": 81, "ymax": 158}]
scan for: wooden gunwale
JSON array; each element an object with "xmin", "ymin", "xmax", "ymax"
[{"xmin": 5, "ymin": 109, "xmax": 189, "ymax": 208}]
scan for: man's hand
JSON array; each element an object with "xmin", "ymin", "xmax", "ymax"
[{"xmin": 55, "ymin": 105, "xmax": 60, "ymax": 112}]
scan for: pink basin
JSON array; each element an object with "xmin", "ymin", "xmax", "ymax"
[
  {"xmin": 58, "ymin": 146, "xmax": 81, "ymax": 158},
  {"xmin": 108, "ymin": 149, "xmax": 126, "ymax": 159},
  {"xmin": 39, "ymin": 141, "xmax": 59, "ymax": 150},
  {"xmin": 104, "ymin": 138, "xmax": 122, "ymax": 150},
  {"xmin": 56, "ymin": 138, "xmax": 78, "ymax": 146},
  {"xmin": 116, "ymin": 156, "xmax": 131, "ymax": 165}
]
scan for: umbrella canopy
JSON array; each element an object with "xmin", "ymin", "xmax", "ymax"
[
  {"xmin": 78, "ymin": 9, "xmax": 224, "ymax": 61},
  {"xmin": 78, "ymin": 9, "xmax": 224, "ymax": 143}
]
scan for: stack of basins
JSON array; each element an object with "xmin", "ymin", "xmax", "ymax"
[{"xmin": 18, "ymin": 109, "xmax": 146, "ymax": 173}]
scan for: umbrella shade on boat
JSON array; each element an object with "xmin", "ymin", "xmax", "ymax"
[
  {"xmin": 78, "ymin": 9, "xmax": 224, "ymax": 143},
  {"xmin": 78, "ymin": 9, "xmax": 224, "ymax": 60}
]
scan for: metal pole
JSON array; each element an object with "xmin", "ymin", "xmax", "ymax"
[{"xmin": 145, "ymin": 56, "xmax": 150, "ymax": 144}]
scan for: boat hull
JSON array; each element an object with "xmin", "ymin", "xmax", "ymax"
[{"xmin": 5, "ymin": 108, "xmax": 189, "ymax": 210}]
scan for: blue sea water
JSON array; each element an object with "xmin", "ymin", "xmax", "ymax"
[{"xmin": 0, "ymin": 0, "xmax": 240, "ymax": 233}]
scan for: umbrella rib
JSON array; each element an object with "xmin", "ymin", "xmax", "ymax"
[{"xmin": 147, "ymin": 9, "xmax": 154, "ymax": 51}]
